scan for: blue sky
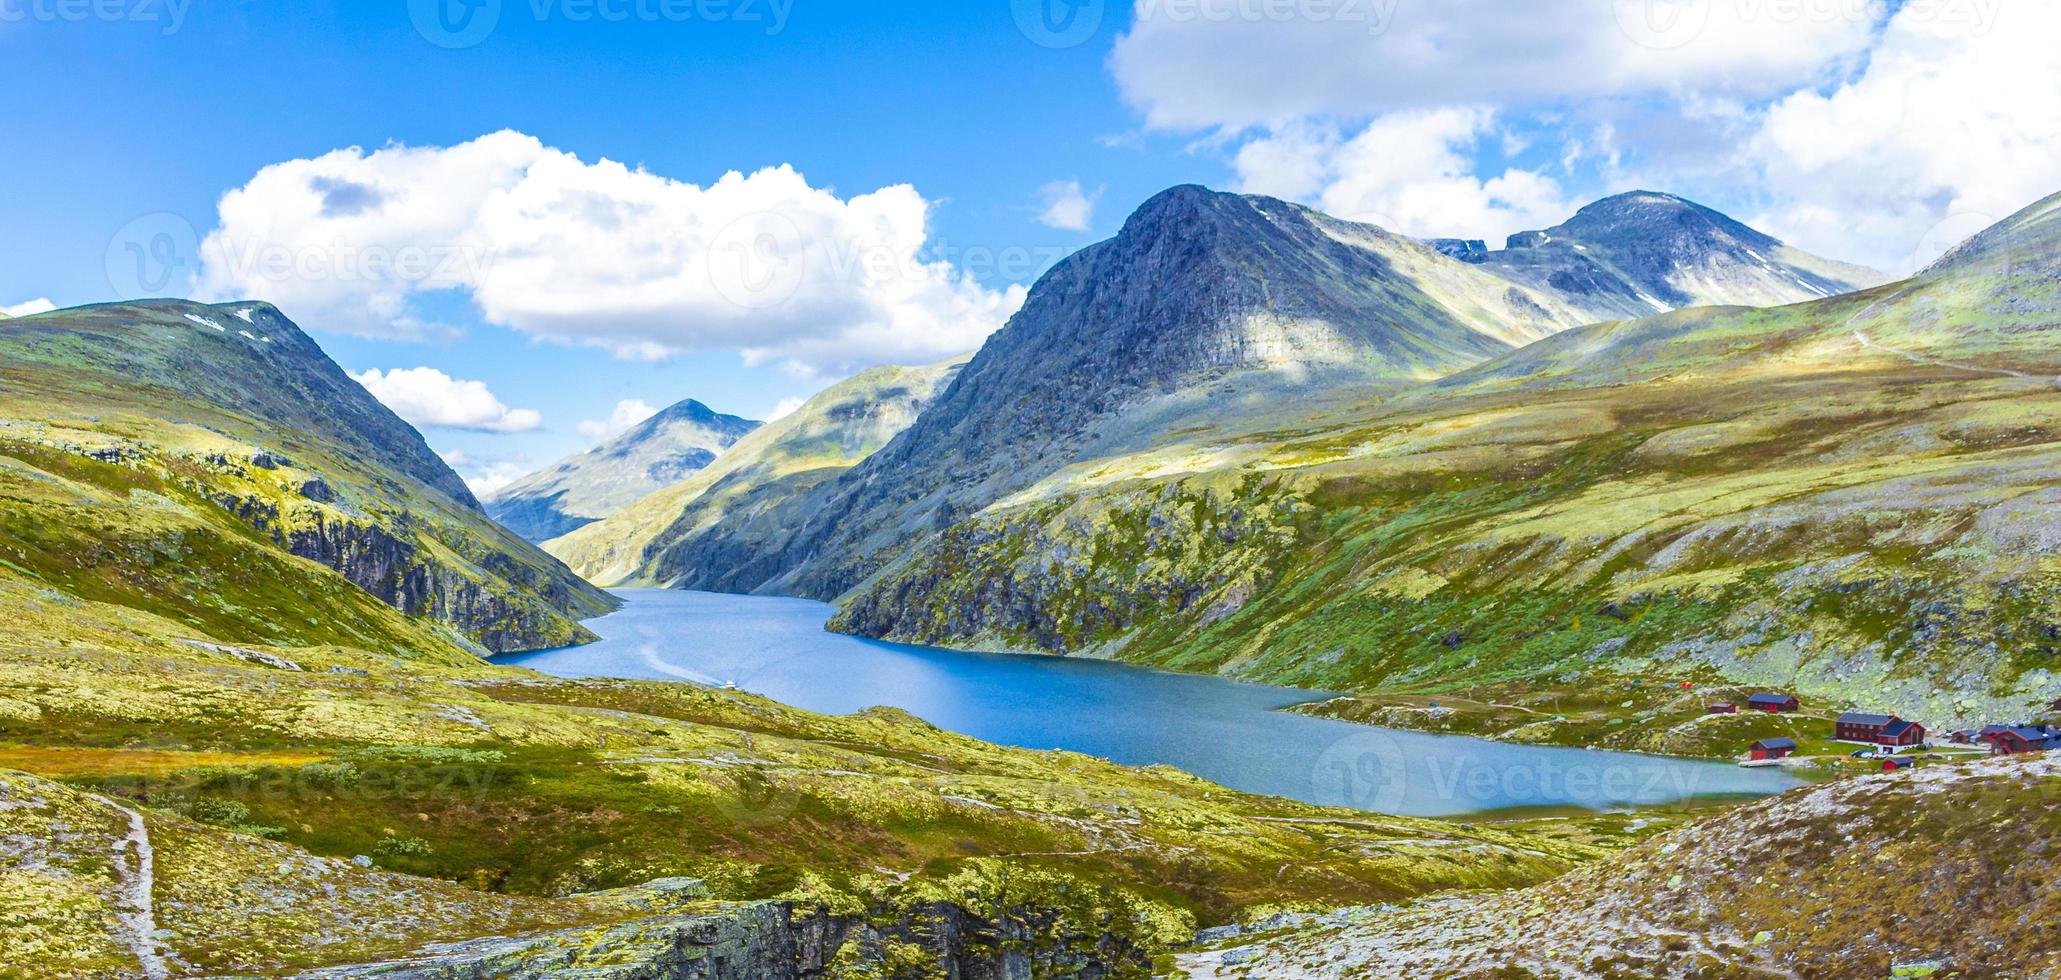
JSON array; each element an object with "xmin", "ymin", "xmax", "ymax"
[{"xmin": 3, "ymin": 0, "xmax": 2055, "ymax": 492}]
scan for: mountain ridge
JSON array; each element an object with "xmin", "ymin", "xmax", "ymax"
[
  {"xmin": 589, "ymin": 184, "xmax": 1886, "ymax": 607},
  {"xmin": 485, "ymin": 397, "xmax": 760, "ymax": 542},
  {"xmin": 0, "ymin": 298, "xmax": 615, "ymax": 652}
]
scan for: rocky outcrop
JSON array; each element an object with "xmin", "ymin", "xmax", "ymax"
[
  {"xmin": 284, "ymin": 511, "xmax": 598, "ymax": 652},
  {"xmin": 303, "ymin": 892, "xmax": 1155, "ymax": 979}
]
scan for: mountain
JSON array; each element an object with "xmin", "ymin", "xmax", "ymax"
[
  {"xmin": 824, "ymin": 190, "xmax": 2061, "ymax": 732},
  {"xmin": 1464, "ymin": 190, "xmax": 1888, "ymax": 319},
  {"xmin": 546, "ymin": 356, "xmax": 967, "ymax": 589},
  {"xmin": 485, "ymin": 399, "xmax": 760, "ymax": 542},
  {"xmin": 590, "ymin": 185, "xmax": 1882, "ymax": 605},
  {"xmin": 0, "ymin": 299, "xmax": 614, "ymax": 652}
]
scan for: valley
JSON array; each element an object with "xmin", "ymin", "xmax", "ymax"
[{"xmin": 1, "ymin": 186, "xmax": 2055, "ymax": 978}]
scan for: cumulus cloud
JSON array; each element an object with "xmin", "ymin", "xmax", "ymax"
[
  {"xmin": 1037, "ymin": 180, "xmax": 1101, "ymax": 231},
  {"xmin": 576, "ymin": 399, "xmax": 660, "ymax": 443},
  {"xmin": 766, "ymin": 395, "xmax": 809, "ymax": 422},
  {"xmin": 1110, "ymin": 0, "xmax": 1881, "ymax": 131},
  {"xmin": 440, "ymin": 450, "xmax": 532, "ymax": 496},
  {"xmin": 195, "ymin": 131, "xmax": 1025, "ymax": 374},
  {"xmin": 1742, "ymin": 1, "xmax": 2061, "ymax": 273},
  {"xmin": 1235, "ymin": 108, "xmax": 1576, "ymax": 243},
  {"xmin": 2, "ymin": 298, "xmax": 56, "ymax": 317},
  {"xmin": 351, "ymin": 366, "xmax": 543, "ymax": 433}
]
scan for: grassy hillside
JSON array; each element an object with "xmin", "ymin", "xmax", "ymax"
[
  {"xmin": 0, "ymin": 300, "xmax": 614, "ymax": 652},
  {"xmin": 0, "ymin": 571, "xmax": 1630, "ymax": 977},
  {"xmin": 829, "ymin": 192, "xmax": 2061, "ymax": 737},
  {"xmin": 1181, "ymin": 752, "xmax": 2061, "ymax": 978}
]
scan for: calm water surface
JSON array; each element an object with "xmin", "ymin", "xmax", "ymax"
[{"xmin": 501, "ymin": 590, "xmax": 1797, "ymax": 817}]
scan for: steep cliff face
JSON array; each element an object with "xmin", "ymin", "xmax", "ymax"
[
  {"xmin": 0, "ymin": 300, "xmax": 614, "ymax": 653},
  {"xmin": 487, "ymin": 399, "xmax": 761, "ymax": 542}
]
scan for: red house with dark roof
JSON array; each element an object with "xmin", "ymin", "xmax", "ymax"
[
  {"xmin": 1747, "ymin": 693, "xmax": 1801, "ymax": 713},
  {"xmin": 1839, "ymin": 715, "xmax": 1926, "ymax": 749},
  {"xmin": 1836, "ymin": 712, "xmax": 1897, "ymax": 743},
  {"xmin": 1877, "ymin": 718, "xmax": 1926, "ymax": 749},
  {"xmin": 1748, "ymin": 738, "xmax": 1797, "ymax": 761},
  {"xmin": 1984, "ymin": 726, "xmax": 2060, "ymax": 755}
]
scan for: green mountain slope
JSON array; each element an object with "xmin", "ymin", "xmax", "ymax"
[
  {"xmin": 0, "ymin": 299, "xmax": 614, "ymax": 652},
  {"xmin": 485, "ymin": 399, "xmax": 761, "ymax": 542},
  {"xmin": 546, "ymin": 356, "xmax": 967, "ymax": 589},
  {"xmin": 828, "ymin": 191, "xmax": 2061, "ymax": 733}
]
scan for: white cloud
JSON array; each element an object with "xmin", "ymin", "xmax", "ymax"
[
  {"xmin": 1108, "ymin": 0, "xmax": 1877, "ymax": 245},
  {"xmin": 351, "ymin": 366, "xmax": 543, "ymax": 433},
  {"xmin": 2, "ymin": 298, "xmax": 56, "ymax": 317},
  {"xmin": 1742, "ymin": 1, "xmax": 2061, "ymax": 273},
  {"xmin": 195, "ymin": 130, "xmax": 1025, "ymax": 375},
  {"xmin": 766, "ymin": 395, "xmax": 808, "ymax": 421},
  {"xmin": 576, "ymin": 399, "xmax": 660, "ymax": 443},
  {"xmin": 1037, "ymin": 180, "xmax": 1100, "ymax": 231},
  {"xmin": 1235, "ymin": 107, "xmax": 1576, "ymax": 243},
  {"xmin": 440, "ymin": 450, "xmax": 532, "ymax": 496},
  {"xmin": 1110, "ymin": 0, "xmax": 1882, "ymax": 131}
]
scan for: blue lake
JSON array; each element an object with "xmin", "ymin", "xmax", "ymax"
[{"xmin": 500, "ymin": 589, "xmax": 1798, "ymax": 817}]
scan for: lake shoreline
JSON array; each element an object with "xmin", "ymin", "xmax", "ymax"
[{"xmin": 508, "ymin": 589, "xmax": 1799, "ymax": 818}]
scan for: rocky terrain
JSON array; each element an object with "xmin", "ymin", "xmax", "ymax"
[
  {"xmin": 0, "ymin": 300, "xmax": 613, "ymax": 653},
  {"xmin": 486, "ymin": 399, "xmax": 760, "ymax": 542},
  {"xmin": 821, "ymin": 190, "xmax": 2061, "ymax": 732},
  {"xmin": 1180, "ymin": 752, "xmax": 2061, "ymax": 978}
]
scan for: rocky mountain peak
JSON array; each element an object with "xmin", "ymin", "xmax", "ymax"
[{"xmin": 487, "ymin": 396, "xmax": 759, "ymax": 541}]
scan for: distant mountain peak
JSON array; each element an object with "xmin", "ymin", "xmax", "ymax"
[{"xmin": 487, "ymin": 395, "xmax": 759, "ymax": 541}]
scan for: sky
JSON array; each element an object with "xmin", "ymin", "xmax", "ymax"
[{"xmin": 2, "ymin": 0, "xmax": 2056, "ymax": 494}]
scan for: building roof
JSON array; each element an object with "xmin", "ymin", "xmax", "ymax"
[
  {"xmin": 1880, "ymin": 719, "xmax": 1921, "ymax": 738},
  {"xmin": 1838, "ymin": 712, "xmax": 1896, "ymax": 726},
  {"xmin": 1752, "ymin": 738, "xmax": 1798, "ymax": 751},
  {"xmin": 1747, "ymin": 693, "xmax": 1796, "ymax": 704}
]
